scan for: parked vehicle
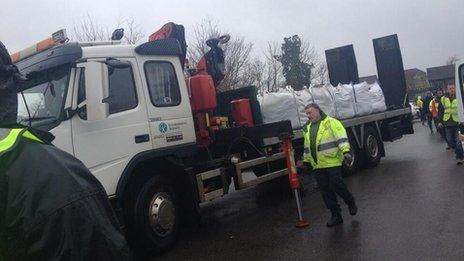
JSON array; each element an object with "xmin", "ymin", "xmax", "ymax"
[{"xmin": 13, "ymin": 26, "xmax": 413, "ymax": 252}]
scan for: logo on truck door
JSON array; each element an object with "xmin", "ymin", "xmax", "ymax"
[{"xmin": 158, "ymin": 122, "xmax": 169, "ymax": 134}]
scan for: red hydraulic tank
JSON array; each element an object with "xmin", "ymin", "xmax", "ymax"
[
  {"xmin": 230, "ymin": 98, "xmax": 254, "ymax": 127},
  {"xmin": 189, "ymin": 74, "xmax": 217, "ymax": 112}
]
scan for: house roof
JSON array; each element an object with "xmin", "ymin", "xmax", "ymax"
[
  {"xmin": 404, "ymin": 68, "xmax": 426, "ymax": 77},
  {"xmin": 427, "ymin": 64, "xmax": 455, "ymax": 81}
]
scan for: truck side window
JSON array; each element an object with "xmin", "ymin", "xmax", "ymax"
[
  {"xmin": 144, "ymin": 62, "xmax": 181, "ymax": 107},
  {"xmin": 77, "ymin": 63, "xmax": 138, "ymax": 117},
  {"xmin": 107, "ymin": 66, "xmax": 138, "ymax": 114},
  {"xmin": 78, "ymin": 69, "xmax": 86, "ymax": 105}
]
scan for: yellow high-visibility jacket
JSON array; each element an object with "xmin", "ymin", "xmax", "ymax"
[
  {"xmin": 441, "ymin": 96, "xmax": 458, "ymax": 122},
  {"xmin": 303, "ymin": 116, "xmax": 350, "ymax": 169}
]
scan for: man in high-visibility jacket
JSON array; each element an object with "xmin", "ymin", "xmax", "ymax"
[
  {"xmin": 0, "ymin": 41, "xmax": 131, "ymax": 260},
  {"xmin": 430, "ymin": 90, "xmax": 445, "ymax": 139},
  {"xmin": 302, "ymin": 103, "xmax": 357, "ymax": 227},
  {"xmin": 438, "ymin": 84, "xmax": 464, "ymax": 165}
]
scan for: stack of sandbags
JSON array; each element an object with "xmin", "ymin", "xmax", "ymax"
[
  {"xmin": 353, "ymin": 82, "xmax": 374, "ymax": 116},
  {"xmin": 333, "ymin": 84, "xmax": 356, "ymax": 119},
  {"xmin": 308, "ymin": 84, "xmax": 337, "ymax": 117}
]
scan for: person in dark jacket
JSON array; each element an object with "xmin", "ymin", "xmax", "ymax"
[
  {"xmin": 0, "ymin": 41, "xmax": 132, "ymax": 260},
  {"xmin": 423, "ymin": 92, "xmax": 434, "ymax": 133}
]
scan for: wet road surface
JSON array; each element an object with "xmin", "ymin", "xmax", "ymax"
[{"xmin": 156, "ymin": 122, "xmax": 464, "ymax": 260}]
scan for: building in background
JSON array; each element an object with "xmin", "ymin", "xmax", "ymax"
[
  {"xmin": 427, "ymin": 64, "xmax": 455, "ymax": 91},
  {"xmin": 404, "ymin": 68, "xmax": 430, "ymax": 99}
]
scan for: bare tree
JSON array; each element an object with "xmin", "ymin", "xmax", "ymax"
[
  {"xmin": 72, "ymin": 14, "xmax": 110, "ymax": 42},
  {"xmin": 116, "ymin": 16, "xmax": 145, "ymax": 44},
  {"xmin": 240, "ymin": 58, "xmax": 265, "ymax": 89},
  {"xmin": 263, "ymin": 41, "xmax": 284, "ymax": 93},
  {"xmin": 312, "ymin": 63, "xmax": 329, "ymax": 85},
  {"xmin": 187, "ymin": 19, "xmax": 253, "ymax": 91},
  {"xmin": 72, "ymin": 14, "xmax": 144, "ymax": 44},
  {"xmin": 446, "ymin": 55, "xmax": 459, "ymax": 65}
]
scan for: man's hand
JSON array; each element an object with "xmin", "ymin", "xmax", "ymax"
[
  {"xmin": 459, "ymin": 133, "xmax": 464, "ymax": 142},
  {"xmin": 343, "ymin": 153, "xmax": 353, "ymax": 165},
  {"xmin": 296, "ymin": 160, "xmax": 304, "ymax": 168},
  {"xmin": 438, "ymin": 122, "xmax": 444, "ymax": 129}
]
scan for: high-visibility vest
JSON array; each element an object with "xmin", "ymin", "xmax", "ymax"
[
  {"xmin": 429, "ymin": 99, "xmax": 439, "ymax": 118},
  {"xmin": 0, "ymin": 128, "xmax": 43, "ymax": 155},
  {"xmin": 302, "ymin": 116, "xmax": 350, "ymax": 169},
  {"xmin": 441, "ymin": 97, "xmax": 459, "ymax": 123}
]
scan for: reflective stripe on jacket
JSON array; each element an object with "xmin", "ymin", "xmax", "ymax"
[
  {"xmin": 0, "ymin": 128, "xmax": 43, "ymax": 154},
  {"xmin": 441, "ymin": 96, "xmax": 458, "ymax": 123},
  {"xmin": 302, "ymin": 116, "xmax": 350, "ymax": 169}
]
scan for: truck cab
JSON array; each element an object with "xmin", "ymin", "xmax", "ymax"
[
  {"xmin": 15, "ymin": 36, "xmax": 211, "ymax": 251},
  {"xmin": 17, "ymin": 39, "xmax": 196, "ymax": 196}
]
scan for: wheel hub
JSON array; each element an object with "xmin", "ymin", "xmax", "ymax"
[
  {"xmin": 148, "ymin": 192, "xmax": 175, "ymax": 237},
  {"xmin": 366, "ymin": 135, "xmax": 379, "ymax": 158}
]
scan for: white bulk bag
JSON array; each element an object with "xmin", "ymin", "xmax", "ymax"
[
  {"xmin": 293, "ymin": 88, "xmax": 314, "ymax": 126},
  {"xmin": 369, "ymin": 82, "xmax": 387, "ymax": 113},
  {"xmin": 309, "ymin": 84, "xmax": 336, "ymax": 117},
  {"xmin": 259, "ymin": 91, "xmax": 302, "ymax": 129},
  {"xmin": 353, "ymin": 82, "xmax": 373, "ymax": 116},
  {"xmin": 333, "ymin": 84, "xmax": 356, "ymax": 119}
]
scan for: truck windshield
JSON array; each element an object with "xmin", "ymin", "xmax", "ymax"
[{"xmin": 17, "ymin": 66, "xmax": 70, "ymax": 128}]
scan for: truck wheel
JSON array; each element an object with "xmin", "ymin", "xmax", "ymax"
[
  {"xmin": 342, "ymin": 134, "xmax": 362, "ymax": 176},
  {"xmin": 131, "ymin": 175, "xmax": 179, "ymax": 253},
  {"xmin": 363, "ymin": 126, "xmax": 381, "ymax": 167}
]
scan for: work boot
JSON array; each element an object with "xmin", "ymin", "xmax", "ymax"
[
  {"xmin": 326, "ymin": 214, "xmax": 343, "ymax": 227},
  {"xmin": 348, "ymin": 201, "xmax": 358, "ymax": 216},
  {"xmin": 457, "ymin": 159, "xmax": 463, "ymax": 166}
]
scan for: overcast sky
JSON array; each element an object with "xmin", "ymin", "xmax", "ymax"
[{"xmin": 1, "ymin": 0, "xmax": 463, "ymax": 76}]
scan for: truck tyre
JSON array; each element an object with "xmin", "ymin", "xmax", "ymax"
[
  {"xmin": 363, "ymin": 126, "xmax": 381, "ymax": 168},
  {"xmin": 342, "ymin": 134, "xmax": 362, "ymax": 176},
  {"xmin": 131, "ymin": 175, "xmax": 179, "ymax": 253}
]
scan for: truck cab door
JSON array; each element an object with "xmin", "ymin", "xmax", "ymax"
[
  {"xmin": 136, "ymin": 55, "xmax": 196, "ymax": 150},
  {"xmin": 456, "ymin": 63, "xmax": 464, "ymax": 123},
  {"xmin": 70, "ymin": 58, "xmax": 152, "ymax": 195}
]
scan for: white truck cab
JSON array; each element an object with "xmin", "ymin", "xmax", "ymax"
[{"xmin": 18, "ymin": 41, "xmax": 196, "ymax": 196}]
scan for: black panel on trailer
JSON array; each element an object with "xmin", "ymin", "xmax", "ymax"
[
  {"xmin": 373, "ymin": 34, "xmax": 407, "ymax": 109},
  {"xmin": 325, "ymin": 44, "xmax": 359, "ymax": 86}
]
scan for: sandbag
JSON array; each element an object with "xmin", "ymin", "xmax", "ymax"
[
  {"xmin": 353, "ymin": 82, "xmax": 373, "ymax": 116},
  {"xmin": 309, "ymin": 84, "xmax": 336, "ymax": 117},
  {"xmin": 259, "ymin": 91, "xmax": 302, "ymax": 128},
  {"xmin": 333, "ymin": 84, "xmax": 356, "ymax": 119},
  {"xmin": 293, "ymin": 88, "xmax": 314, "ymax": 127},
  {"xmin": 370, "ymin": 82, "xmax": 387, "ymax": 113}
]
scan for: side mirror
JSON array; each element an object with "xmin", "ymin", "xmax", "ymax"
[{"xmin": 77, "ymin": 61, "xmax": 109, "ymax": 121}]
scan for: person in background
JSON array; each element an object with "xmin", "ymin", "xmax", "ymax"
[
  {"xmin": 430, "ymin": 90, "xmax": 445, "ymax": 139},
  {"xmin": 298, "ymin": 103, "xmax": 357, "ymax": 227},
  {"xmin": 438, "ymin": 84, "xmax": 464, "ymax": 165},
  {"xmin": 423, "ymin": 91, "xmax": 434, "ymax": 133},
  {"xmin": 416, "ymin": 96, "xmax": 425, "ymax": 125}
]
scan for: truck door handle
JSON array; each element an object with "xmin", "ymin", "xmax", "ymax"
[{"xmin": 134, "ymin": 134, "xmax": 150, "ymax": 143}]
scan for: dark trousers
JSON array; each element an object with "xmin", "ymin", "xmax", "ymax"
[
  {"xmin": 313, "ymin": 166, "xmax": 355, "ymax": 216},
  {"xmin": 445, "ymin": 126, "xmax": 464, "ymax": 160},
  {"xmin": 426, "ymin": 113, "xmax": 433, "ymax": 132}
]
